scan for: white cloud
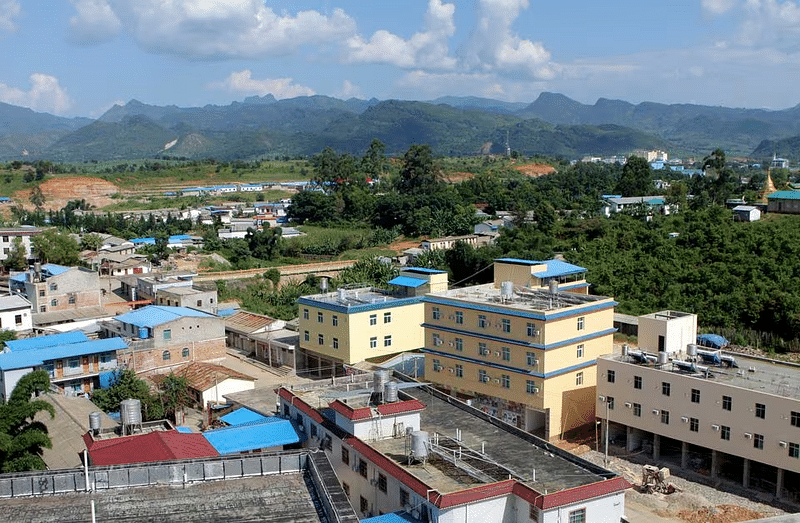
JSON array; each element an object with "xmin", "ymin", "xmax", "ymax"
[
  {"xmin": 739, "ymin": 0, "xmax": 800, "ymax": 48},
  {"xmin": 0, "ymin": 74, "xmax": 73, "ymax": 114},
  {"xmin": 68, "ymin": 0, "xmax": 122, "ymax": 45},
  {"xmin": 346, "ymin": 0, "xmax": 456, "ymax": 69},
  {"xmin": 338, "ymin": 80, "xmax": 364, "ymax": 100},
  {"xmin": 701, "ymin": 0, "xmax": 739, "ymax": 14},
  {"xmin": 212, "ymin": 70, "xmax": 315, "ymax": 99},
  {"xmin": 66, "ymin": 0, "xmax": 356, "ymax": 59},
  {"xmin": 0, "ymin": 0, "xmax": 21, "ymax": 33}
]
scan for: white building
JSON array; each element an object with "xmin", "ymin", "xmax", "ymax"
[
  {"xmin": 0, "ymin": 295, "xmax": 33, "ymax": 332},
  {"xmin": 0, "ymin": 226, "xmax": 42, "ymax": 262}
]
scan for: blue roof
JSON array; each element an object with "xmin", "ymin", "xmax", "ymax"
[
  {"xmin": 767, "ymin": 190, "xmax": 800, "ymax": 200},
  {"xmin": 697, "ymin": 333, "xmax": 729, "ymax": 349},
  {"xmin": 176, "ymin": 426, "xmax": 194, "ymax": 433},
  {"xmin": 495, "ymin": 258, "xmax": 586, "ymax": 278},
  {"xmin": 0, "ymin": 337, "xmax": 127, "ymax": 371},
  {"xmin": 5, "ymin": 331, "xmax": 88, "ymax": 352},
  {"xmin": 220, "ymin": 408, "xmax": 268, "ymax": 426},
  {"xmin": 403, "ymin": 267, "xmax": 446, "ymax": 274},
  {"xmin": 388, "ymin": 276, "xmax": 427, "ymax": 288},
  {"xmin": 9, "ymin": 272, "xmax": 27, "ymax": 282},
  {"xmin": 362, "ymin": 513, "xmax": 425, "ymax": 523},
  {"xmin": 169, "ymin": 235, "xmax": 191, "ymax": 241},
  {"xmin": 202, "ymin": 417, "xmax": 300, "ymax": 454},
  {"xmin": 130, "ymin": 237, "xmax": 156, "ymax": 245},
  {"xmin": 115, "ymin": 305, "xmax": 213, "ymax": 328},
  {"xmin": 216, "ymin": 308, "xmax": 239, "ymax": 317},
  {"xmin": 42, "ymin": 264, "xmax": 70, "ymax": 276}
]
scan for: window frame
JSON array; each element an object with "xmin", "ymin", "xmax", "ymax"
[
  {"xmin": 634, "ymin": 375, "xmax": 642, "ymax": 389},
  {"xmin": 691, "ymin": 388, "xmax": 700, "ymax": 403},
  {"xmin": 722, "ymin": 395, "xmax": 732, "ymax": 411},
  {"xmin": 660, "ymin": 410, "xmax": 670, "ymax": 424},
  {"xmin": 662, "ymin": 382, "xmax": 671, "ymax": 396},
  {"xmin": 607, "ymin": 370, "xmax": 615, "ymax": 383},
  {"xmin": 755, "ymin": 403, "xmax": 766, "ymax": 419},
  {"xmin": 576, "ymin": 316, "xmax": 585, "ymax": 331},
  {"xmin": 633, "ymin": 403, "xmax": 641, "ymax": 417},
  {"xmin": 454, "ymin": 311, "xmax": 463, "ymax": 324},
  {"xmin": 432, "ymin": 307, "xmax": 440, "ymax": 320},
  {"xmin": 690, "ymin": 417, "xmax": 699, "ymax": 432},
  {"xmin": 721, "ymin": 425, "xmax": 731, "ymax": 440},
  {"xmin": 383, "ymin": 335, "xmax": 392, "ymax": 347},
  {"xmin": 576, "ymin": 371, "xmax": 583, "ymax": 386}
]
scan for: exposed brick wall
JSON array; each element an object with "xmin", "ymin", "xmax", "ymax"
[{"xmin": 117, "ymin": 337, "xmax": 226, "ymax": 376}]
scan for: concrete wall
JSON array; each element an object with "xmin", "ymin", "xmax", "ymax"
[
  {"xmin": 0, "ymin": 367, "xmax": 32, "ymax": 401},
  {"xmin": 118, "ymin": 337, "xmax": 225, "ymax": 375},
  {"xmin": 27, "ymin": 268, "xmax": 101, "ymax": 313},
  {"xmin": 201, "ymin": 377, "xmax": 255, "ymax": 405},
  {"xmin": 0, "ymin": 306, "xmax": 32, "ymax": 332},
  {"xmin": 638, "ymin": 311, "xmax": 697, "ymax": 354}
]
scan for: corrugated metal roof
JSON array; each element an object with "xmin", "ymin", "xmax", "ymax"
[
  {"xmin": 115, "ymin": 305, "xmax": 212, "ymax": 328},
  {"xmin": 362, "ymin": 513, "xmax": 424, "ymax": 523},
  {"xmin": 84, "ymin": 431, "xmax": 218, "ymax": 466},
  {"xmin": 5, "ymin": 331, "xmax": 88, "ymax": 352},
  {"xmin": 495, "ymin": 258, "xmax": 586, "ymax": 278},
  {"xmin": 220, "ymin": 407, "xmax": 268, "ymax": 426},
  {"xmin": 202, "ymin": 417, "xmax": 300, "ymax": 454},
  {"xmin": 388, "ymin": 276, "xmax": 427, "ymax": 288},
  {"xmin": 225, "ymin": 310, "xmax": 276, "ymax": 333},
  {"xmin": 0, "ymin": 294, "xmax": 31, "ymax": 311},
  {"xmin": 152, "ymin": 362, "xmax": 255, "ymax": 392},
  {"xmin": 42, "ymin": 264, "xmax": 70, "ymax": 276},
  {"xmin": 0, "ymin": 337, "xmax": 127, "ymax": 370},
  {"xmin": 767, "ymin": 190, "xmax": 800, "ymax": 200},
  {"xmin": 402, "ymin": 268, "xmax": 446, "ymax": 275}
]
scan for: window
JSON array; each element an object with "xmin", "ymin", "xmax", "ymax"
[
  {"xmin": 400, "ymin": 488, "xmax": 409, "ymax": 507},
  {"xmin": 607, "ymin": 370, "xmax": 615, "ymax": 383},
  {"xmin": 341, "ymin": 447, "xmax": 349, "ymax": 465},
  {"xmin": 478, "ymin": 314, "xmax": 487, "ymax": 328},
  {"xmin": 196, "ymin": 300, "xmax": 202, "ymax": 307},
  {"xmin": 1, "ymin": 236, "xmax": 6, "ymax": 242},
  {"xmin": 318, "ymin": 334, "xmax": 324, "ymax": 345},
  {"xmin": 68, "ymin": 357, "xmax": 80, "ymax": 369},
  {"xmin": 383, "ymin": 335, "xmax": 392, "ymax": 347},
  {"xmin": 40, "ymin": 305, "xmax": 46, "ymax": 313},
  {"xmin": 332, "ymin": 338, "xmax": 339, "ymax": 350},
  {"xmin": 607, "ymin": 396, "xmax": 615, "ymax": 410},
  {"xmin": 576, "ymin": 344, "xmax": 584, "ymax": 358},
  {"xmin": 454, "ymin": 311, "xmax": 463, "ymax": 324},
  {"xmin": 478, "ymin": 369, "xmax": 488, "ymax": 383},
  {"xmin": 182, "ymin": 347, "xmax": 189, "ymax": 358},
  {"xmin": 49, "ymin": 283, "xmax": 57, "ymax": 291},
  {"xmin": 661, "ymin": 410, "xmax": 670, "ymax": 424},
  {"xmin": 722, "ymin": 395, "xmax": 732, "ymax": 411},
  {"xmin": 68, "ymin": 295, "xmax": 76, "ymax": 304},
  {"xmin": 527, "ymin": 322, "xmax": 538, "ymax": 337},
  {"xmin": 755, "ymin": 403, "xmax": 766, "ymax": 419},
  {"xmin": 577, "ymin": 316, "xmax": 585, "ymax": 330},
  {"xmin": 369, "ymin": 314, "xmax": 377, "ymax": 326},
  {"xmin": 690, "ymin": 418, "xmax": 699, "ymax": 432},
  {"xmin": 432, "ymin": 333, "xmax": 441, "ymax": 347},
  {"xmin": 432, "ymin": 307, "xmax": 440, "ymax": 320},
  {"xmin": 576, "ymin": 371, "xmax": 583, "ymax": 386},
  {"xmin": 304, "ymin": 330, "xmax": 310, "ymax": 342},
  {"xmin": 14, "ymin": 314, "xmax": 21, "ymax": 326},
  {"xmin": 793, "ymin": 411, "xmax": 800, "ymax": 427},
  {"xmin": 370, "ymin": 337, "xmax": 377, "ymax": 349},
  {"xmin": 360, "ymin": 496, "xmax": 368, "ymax": 513},
  {"xmin": 310, "ymin": 424, "xmax": 317, "ymax": 438},
  {"xmin": 377, "ymin": 473, "xmax": 387, "ymax": 493},
  {"xmin": 163, "ymin": 329, "xmax": 171, "ymax": 340},
  {"xmin": 38, "ymin": 288, "xmax": 45, "ymax": 298},
  {"xmin": 754, "ymin": 434, "xmax": 764, "ymax": 450},
  {"xmin": 691, "ymin": 389, "xmax": 700, "ymax": 403},
  {"xmin": 791, "ymin": 443, "xmax": 800, "ymax": 459},
  {"xmin": 383, "ymin": 312, "xmax": 392, "ymax": 324},
  {"xmin": 302, "ymin": 308, "xmax": 309, "ymax": 320},
  {"xmin": 662, "ymin": 382, "xmax": 671, "ymax": 396},
  {"xmin": 633, "ymin": 403, "xmax": 641, "ymax": 417},
  {"xmin": 721, "ymin": 425, "xmax": 731, "ymax": 440},
  {"xmin": 342, "ymin": 482, "xmax": 350, "ymax": 497},
  {"xmin": 634, "ymin": 376, "xmax": 642, "ymax": 389},
  {"xmin": 332, "ymin": 315, "xmax": 338, "ymax": 326},
  {"xmin": 455, "ymin": 364, "xmax": 463, "ymax": 378},
  {"xmin": 526, "ymin": 352, "xmax": 537, "ymax": 366},
  {"xmin": 478, "ymin": 342, "xmax": 488, "ymax": 356},
  {"xmin": 50, "ymin": 299, "xmax": 58, "ymax": 307},
  {"xmin": 358, "ymin": 459, "xmax": 367, "ymax": 478},
  {"xmin": 317, "ymin": 311, "xmax": 323, "ymax": 323},
  {"xmin": 454, "ymin": 337, "xmax": 463, "ymax": 352},
  {"xmin": 501, "ymin": 374, "xmax": 510, "ymax": 388},
  {"xmin": 568, "ymin": 508, "xmax": 586, "ymax": 523},
  {"xmin": 526, "ymin": 380, "xmax": 538, "ymax": 394},
  {"xmin": 432, "ymin": 358, "xmax": 441, "ymax": 371},
  {"xmin": 162, "ymin": 350, "xmax": 171, "ymax": 361},
  {"xmin": 501, "ymin": 318, "xmax": 511, "ymax": 333},
  {"xmin": 501, "ymin": 347, "xmax": 510, "ymax": 361}
]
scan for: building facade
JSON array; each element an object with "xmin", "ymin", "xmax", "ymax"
[
  {"xmin": 0, "ymin": 295, "xmax": 33, "ymax": 333},
  {"xmin": 0, "ymin": 226, "xmax": 42, "ymax": 262},
  {"xmin": 155, "ymin": 286, "xmax": 218, "ymax": 314},
  {"xmin": 11, "ymin": 264, "xmax": 101, "ymax": 314},
  {"xmin": 422, "ymin": 259, "xmax": 615, "ymax": 440}
]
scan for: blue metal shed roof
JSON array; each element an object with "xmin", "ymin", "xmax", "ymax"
[
  {"xmin": 175, "ymin": 426, "xmax": 194, "ymax": 433},
  {"xmin": 0, "ymin": 337, "xmax": 127, "ymax": 370},
  {"xmin": 388, "ymin": 276, "xmax": 427, "ymax": 288},
  {"xmin": 42, "ymin": 264, "xmax": 70, "ymax": 276},
  {"xmin": 129, "ymin": 237, "xmax": 156, "ymax": 245},
  {"xmin": 115, "ymin": 305, "xmax": 213, "ymax": 328},
  {"xmin": 767, "ymin": 190, "xmax": 800, "ymax": 200},
  {"xmin": 220, "ymin": 408, "xmax": 268, "ymax": 426},
  {"xmin": 403, "ymin": 267, "xmax": 446, "ymax": 274},
  {"xmin": 495, "ymin": 258, "xmax": 586, "ymax": 278},
  {"xmin": 202, "ymin": 417, "xmax": 300, "ymax": 454},
  {"xmin": 5, "ymin": 331, "xmax": 88, "ymax": 352},
  {"xmin": 362, "ymin": 512, "xmax": 425, "ymax": 523}
]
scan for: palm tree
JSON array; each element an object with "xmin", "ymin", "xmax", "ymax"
[{"xmin": 0, "ymin": 370, "xmax": 55, "ymax": 472}]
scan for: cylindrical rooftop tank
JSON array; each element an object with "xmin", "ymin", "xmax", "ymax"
[
  {"xmin": 120, "ymin": 398, "xmax": 142, "ymax": 427},
  {"xmin": 373, "ymin": 369, "xmax": 390, "ymax": 394},
  {"xmin": 411, "ymin": 431, "xmax": 429, "ymax": 461},
  {"xmin": 686, "ymin": 344, "xmax": 698, "ymax": 356},
  {"xmin": 384, "ymin": 381, "xmax": 398, "ymax": 403},
  {"xmin": 138, "ymin": 326, "xmax": 148, "ymax": 339},
  {"xmin": 320, "ymin": 277, "xmax": 328, "ymax": 293},
  {"xmin": 548, "ymin": 280, "xmax": 559, "ymax": 294},
  {"xmin": 89, "ymin": 411, "xmax": 102, "ymax": 433},
  {"xmin": 621, "ymin": 344, "xmax": 629, "ymax": 357},
  {"xmin": 500, "ymin": 281, "xmax": 514, "ymax": 300},
  {"xmin": 658, "ymin": 352, "xmax": 669, "ymax": 365},
  {"xmin": 337, "ymin": 288, "xmax": 346, "ymax": 301}
]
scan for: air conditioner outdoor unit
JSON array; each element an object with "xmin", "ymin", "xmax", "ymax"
[
  {"xmin": 780, "ymin": 441, "xmax": 788, "ymax": 448},
  {"xmin": 433, "ymin": 365, "xmax": 442, "ymax": 372},
  {"xmin": 531, "ymin": 329, "xmax": 540, "ymax": 336},
  {"xmin": 744, "ymin": 433, "xmax": 753, "ymax": 439},
  {"xmin": 624, "ymin": 402, "xmax": 632, "ymax": 408},
  {"xmin": 531, "ymin": 387, "xmax": 539, "ymax": 393},
  {"xmin": 494, "ymin": 378, "xmax": 501, "ymax": 384},
  {"xmin": 711, "ymin": 424, "xmax": 720, "ymax": 431},
  {"xmin": 681, "ymin": 416, "xmax": 689, "ymax": 423},
  {"xmin": 434, "ymin": 338, "xmax": 442, "ymax": 346},
  {"xmin": 448, "ymin": 368, "xmax": 454, "ymax": 373},
  {"xmin": 652, "ymin": 409, "xmax": 660, "ymax": 415},
  {"xmin": 494, "ymin": 351, "xmax": 501, "ymax": 357},
  {"xmin": 481, "ymin": 376, "xmax": 490, "ymax": 383}
]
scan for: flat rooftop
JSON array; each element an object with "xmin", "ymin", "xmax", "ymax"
[
  {"xmin": 299, "ymin": 287, "xmax": 419, "ymax": 312},
  {"xmin": 291, "ymin": 380, "xmax": 611, "ymax": 495},
  {"xmin": 429, "ymin": 283, "xmax": 611, "ymax": 313},
  {"xmin": 602, "ymin": 350, "xmax": 800, "ymax": 398}
]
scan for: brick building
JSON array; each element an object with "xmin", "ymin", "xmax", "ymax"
[{"xmin": 11, "ymin": 264, "xmax": 101, "ymax": 314}]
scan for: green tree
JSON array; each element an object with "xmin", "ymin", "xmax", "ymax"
[
  {"xmin": 246, "ymin": 227, "xmax": 283, "ymax": 260},
  {"xmin": 0, "ymin": 370, "xmax": 55, "ymax": 472},
  {"xmin": 92, "ymin": 369, "xmax": 164, "ymax": 421},
  {"xmin": 31, "ymin": 229, "xmax": 80, "ymax": 266},
  {"xmin": 614, "ymin": 156, "xmax": 653, "ymax": 197},
  {"xmin": 158, "ymin": 374, "xmax": 191, "ymax": 422},
  {"xmin": 29, "ymin": 186, "xmax": 45, "ymax": 209},
  {"xmin": 361, "ymin": 138, "xmax": 387, "ymax": 180},
  {"xmin": 0, "ymin": 330, "xmax": 17, "ymax": 348},
  {"xmin": 80, "ymin": 233, "xmax": 104, "ymax": 251},
  {"xmin": 395, "ymin": 144, "xmax": 441, "ymax": 195},
  {"xmin": 3, "ymin": 236, "xmax": 27, "ymax": 271}
]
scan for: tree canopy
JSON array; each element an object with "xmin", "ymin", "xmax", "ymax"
[{"xmin": 0, "ymin": 370, "xmax": 55, "ymax": 472}]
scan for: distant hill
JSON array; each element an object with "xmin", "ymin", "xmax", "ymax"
[
  {"xmin": 0, "ymin": 102, "xmax": 92, "ymax": 158},
  {"xmin": 752, "ymin": 135, "xmax": 800, "ymax": 163}
]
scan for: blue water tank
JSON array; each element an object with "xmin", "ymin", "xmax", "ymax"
[{"xmin": 138, "ymin": 326, "xmax": 149, "ymax": 339}]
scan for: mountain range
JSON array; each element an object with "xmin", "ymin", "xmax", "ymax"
[{"xmin": 3, "ymin": 93, "xmax": 800, "ymax": 162}]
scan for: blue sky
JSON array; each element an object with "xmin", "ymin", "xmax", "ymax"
[{"xmin": 0, "ymin": 1, "xmax": 798, "ymax": 117}]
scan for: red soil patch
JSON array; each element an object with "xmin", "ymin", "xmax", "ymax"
[
  {"xmin": 513, "ymin": 163, "xmax": 556, "ymax": 177},
  {"xmin": 15, "ymin": 176, "xmax": 119, "ymax": 211}
]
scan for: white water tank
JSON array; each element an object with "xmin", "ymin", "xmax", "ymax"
[
  {"xmin": 411, "ymin": 431, "xmax": 429, "ymax": 461},
  {"xmin": 658, "ymin": 352, "xmax": 669, "ymax": 365},
  {"xmin": 500, "ymin": 281, "xmax": 514, "ymax": 300},
  {"xmin": 89, "ymin": 411, "xmax": 102, "ymax": 434},
  {"xmin": 687, "ymin": 344, "xmax": 698, "ymax": 356},
  {"xmin": 384, "ymin": 381, "xmax": 398, "ymax": 403}
]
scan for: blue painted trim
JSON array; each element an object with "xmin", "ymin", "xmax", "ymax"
[
  {"xmin": 422, "ymin": 348, "xmax": 597, "ymax": 379},
  {"xmin": 297, "ymin": 295, "xmax": 422, "ymax": 315},
  {"xmin": 421, "ymin": 295, "xmax": 616, "ymax": 321},
  {"xmin": 423, "ymin": 323, "xmax": 616, "ymax": 350}
]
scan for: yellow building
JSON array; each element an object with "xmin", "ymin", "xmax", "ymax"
[
  {"xmin": 423, "ymin": 258, "xmax": 616, "ymax": 440},
  {"xmin": 297, "ymin": 268, "xmax": 448, "ymax": 376}
]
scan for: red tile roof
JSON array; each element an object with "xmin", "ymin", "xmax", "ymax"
[
  {"xmin": 376, "ymin": 399, "xmax": 425, "ymax": 416},
  {"xmin": 330, "ymin": 400, "xmax": 373, "ymax": 421},
  {"xmin": 83, "ymin": 430, "xmax": 218, "ymax": 466}
]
